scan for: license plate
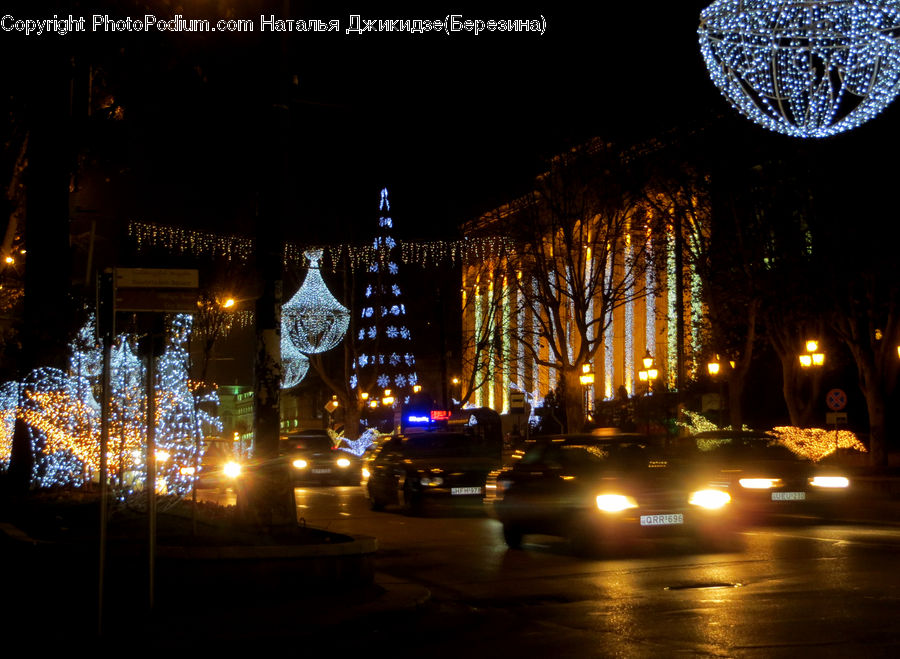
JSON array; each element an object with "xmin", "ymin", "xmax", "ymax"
[
  {"xmin": 772, "ymin": 491, "xmax": 805, "ymax": 501},
  {"xmin": 311, "ymin": 468, "xmax": 332, "ymax": 474},
  {"xmin": 451, "ymin": 487, "xmax": 481, "ymax": 496},
  {"xmin": 640, "ymin": 513, "xmax": 684, "ymax": 526}
]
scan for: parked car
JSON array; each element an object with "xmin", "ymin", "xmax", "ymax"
[
  {"xmin": 670, "ymin": 430, "xmax": 852, "ymax": 522},
  {"xmin": 363, "ymin": 431, "xmax": 503, "ymax": 514},
  {"xmin": 484, "ymin": 433, "xmax": 737, "ymax": 554},
  {"xmin": 281, "ymin": 430, "xmax": 361, "ymax": 485}
]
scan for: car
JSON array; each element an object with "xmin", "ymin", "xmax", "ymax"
[
  {"xmin": 281, "ymin": 430, "xmax": 362, "ymax": 485},
  {"xmin": 195, "ymin": 436, "xmax": 244, "ymax": 488},
  {"xmin": 484, "ymin": 433, "xmax": 737, "ymax": 554},
  {"xmin": 670, "ymin": 430, "xmax": 852, "ymax": 522},
  {"xmin": 363, "ymin": 431, "xmax": 503, "ymax": 514}
]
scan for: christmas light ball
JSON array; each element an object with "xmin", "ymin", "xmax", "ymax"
[{"xmin": 699, "ymin": 0, "xmax": 900, "ymax": 137}]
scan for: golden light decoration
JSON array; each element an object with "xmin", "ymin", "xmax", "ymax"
[
  {"xmin": 129, "ymin": 220, "xmax": 516, "ymax": 272},
  {"xmin": 770, "ymin": 426, "xmax": 867, "ymax": 462}
]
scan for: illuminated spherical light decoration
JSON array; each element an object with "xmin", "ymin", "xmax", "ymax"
[
  {"xmin": 283, "ymin": 249, "xmax": 350, "ymax": 354},
  {"xmin": 699, "ymin": 0, "xmax": 900, "ymax": 137}
]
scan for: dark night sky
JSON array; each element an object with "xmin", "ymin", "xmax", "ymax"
[
  {"xmin": 4, "ymin": 1, "xmax": 729, "ymax": 243},
  {"xmin": 5, "ymin": 1, "xmax": 900, "ymax": 247}
]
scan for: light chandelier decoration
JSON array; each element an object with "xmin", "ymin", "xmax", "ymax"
[
  {"xmin": 280, "ymin": 329, "xmax": 309, "ymax": 389},
  {"xmin": 699, "ymin": 0, "xmax": 900, "ymax": 137},
  {"xmin": 282, "ymin": 248, "xmax": 350, "ymax": 355}
]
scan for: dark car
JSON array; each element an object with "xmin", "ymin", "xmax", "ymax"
[
  {"xmin": 484, "ymin": 434, "xmax": 736, "ymax": 554},
  {"xmin": 281, "ymin": 430, "xmax": 361, "ymax": 485},
  {"xmin": 363, "ymin": 431, "xmax": 503, "ymax": 514},
  {"xmin": 670, "ymin": 431, "xmax": 852, "ymax": 522},
  {"xmin": 196, "ymin": 436, "xmax": 244, "ymax": 488}
]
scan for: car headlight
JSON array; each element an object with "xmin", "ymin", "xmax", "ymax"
[
  {"xmin": 420, "ymin": 476, "xmax": 444, "ymax": 487},
  {"xmin": 738, "ymin": 478, "xmax": 782, "ymax": 489},
  {"xmin": 361, "ymin": 467, "xmax": 371, "ymax": 479},
  {"xmin": 595, "ymin": 494, "xmax": 638, "ymax": 513},
  {"xmin": 336, "ymin": 457, "xmax": 351, "ymax": 468},
  {"xmin": 689, "ymin": 489, "xmax": 731, "ymax": 510},
  {"xmin": 809, "ymin": 476, "xmax": 849, "ymax": 488},
  {"xmin": 292, "ymin": 459, "xmax": 308, "ymax": 469},
  {"xmin": 223, "ymin": 461, "xmax": 242, "ymax": 479}
]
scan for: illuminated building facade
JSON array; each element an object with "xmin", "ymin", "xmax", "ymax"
[{"xmin": 460, "ymin": 143, "xmax": 704, "ymax": 416}]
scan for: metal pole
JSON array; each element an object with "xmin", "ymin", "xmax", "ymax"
[
  {"xmin": 145, "ymin": 342, "xmax": 157, "ymax": 610},
  {"xmin": 97, "ymin": 336, "xmax": 111, "ymax": 636}
]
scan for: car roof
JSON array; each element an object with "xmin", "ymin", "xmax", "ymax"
[{"xmin": 687, "ymin": 431, "xmax": 776, "ymax": 440}]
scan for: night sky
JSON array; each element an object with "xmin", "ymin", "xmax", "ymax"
[
  {"xmin": 5, "ymin": 1, "xmax": 900, "ymax": 243},
  {"xmin": 4, "ymin": 1, "xmax": 737, "ymax": 243}
]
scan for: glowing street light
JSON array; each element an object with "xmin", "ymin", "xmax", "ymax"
[
  {"xmin": 799, "ymin": 340, "xmax": 825, "ymax": 369},
  {"xmin": 638, "ymin": 352, "xmax": 658, "ymax": 393}
]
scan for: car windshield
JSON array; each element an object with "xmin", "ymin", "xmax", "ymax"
[
  {"xmin": 686, "ymin": 436, "xmax": 801, "ymax": 461},
  {"xmin": 402, "ymin": 433, "xmax": 497, "ymax": 459},
  {"xmin": 521, "ymin": 440, "xmax": 653, "ymax": 471},
  {"xmin": 285, "ymin": 435, "xmax": 334, "ymax": 452}
]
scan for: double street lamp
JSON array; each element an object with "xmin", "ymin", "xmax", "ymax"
[
  {"xmin": 637, "ymin": 351, "xmax": 658, "ymax": 394},
  {"xmin": 579, "ymin": 364, "xmax": 595, "ymax": 419},
  {"xmin": 637, "ymin": 351, "xmax": 658, "ymax": 435}
]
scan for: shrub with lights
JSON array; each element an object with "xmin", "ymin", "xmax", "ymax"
[
  {"xmin": 769, "ymin": 425, "xmax": 867, "ymax": 462},
  {"xmin": 0, "ymin": 314, "xmax": 222, "ymax": 497}
]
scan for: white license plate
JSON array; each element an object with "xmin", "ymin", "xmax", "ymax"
[
  {"xmin": 451, "ymin": 487, "xmax": 481, "ymax": 496},
  {"xmin": 311, "ymin": 468, "xmax": 332, "ymax": 474},
  {"xmin": 640, "ymin": 513, "xmax": 684, "ymax": 526},
  {"xmin": 772, "ymin": 491, "xmax": 805, "ymax": 501}
]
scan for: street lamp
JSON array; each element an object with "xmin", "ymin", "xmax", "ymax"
[
  {"xmin": 382, "ymin": 389, "xmax": 395, "ymax": 407},
  {"xmin": 799, "ymin": 339, "xmax": 826, "ymax": 369},
  {"xmin": 637, "ymin": 352, "xmax": 658, "ymax": 435},
  {"xmin": 707, "ymin": 355, "xmax": 725, "ymax": 428},
  {"xmin": 638, "ymin": 352, "xmax": 658, "ymax": 395},
  {"xmin": 579, "ymin": 364, "xmax": 595, "ymax": 420}
]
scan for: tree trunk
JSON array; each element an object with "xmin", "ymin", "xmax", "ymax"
[
  {"xmin": 562, "ymin": 366, "xmax": 585, "ymax": 434},
  {"xmin": 856, "ymin": 358, "xmax": 889, "ymax": 468}
]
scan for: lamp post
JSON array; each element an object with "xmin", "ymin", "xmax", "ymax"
[
  {"xmin": 450, "ymin": 377, "xmax": 461, "ymax": 410},
  {"xmin": 799, "ymin": 339, "xmax": 826, "ymax": 370},
  {"xmin": 579, "ymin": 364, "xmax": 595, "ymax": 421},
  {"xmin": 707, "ymin": 355, "xmax": 725, "ymax": 428},
  {"xmin": 637, "ymin": 351, "xmax": 658, "ymax": 434}
]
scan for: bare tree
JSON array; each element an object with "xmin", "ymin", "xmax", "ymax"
[
  {"xmin": 458, "ymin": 255, "xmax": 510, "ymax": 408},
  {"xmin": 474, "ymin": 141, "xmax": 663, "ymax": 432}
]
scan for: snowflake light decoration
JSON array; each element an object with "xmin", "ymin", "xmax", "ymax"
[
  {"xmin": 699, "ymin": 0, "xmax": 900, "ymax": 137},
  {"xmin": 283, "ymin": 248, "xmax": 350, "ymax": 354}
]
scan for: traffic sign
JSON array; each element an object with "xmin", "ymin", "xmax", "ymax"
[
  {"xmin": 115, "ymin": 288, "xmax": 200, "ymax": 313},
  {"xmin": 115, "ymin": 267, "xmax": 199, "ymax": 289},
  {"xmin": 826, "ymin": 389, "xmax": 847, "ymax": 411},
  {"xmin": 826, "ymin": 412, "xmax": 848, "ymax": 425},
  {"xmin": 509, "ymin": 391, "xmax": 526, "ymax": 414}
]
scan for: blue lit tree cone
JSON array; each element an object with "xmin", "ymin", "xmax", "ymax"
[
  {"xmin": 282, "ymin": 248, "xmax": 350, "ymax": 354},
  {"xmin": 699, "ymin": 0, "xmax": 900, "ymax": 137}
]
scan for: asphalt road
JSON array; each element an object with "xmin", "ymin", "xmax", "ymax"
[{"xmin": 189, "ymin": 484, "xmax": 900, "ymax": 657}]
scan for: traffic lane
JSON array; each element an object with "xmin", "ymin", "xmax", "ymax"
[{"xmin": 278, "ymin": 486, "xmax": 900, "ymax": 655}]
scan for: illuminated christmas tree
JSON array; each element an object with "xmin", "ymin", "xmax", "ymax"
[{"xmin": 353, "ymin": 188, "xmax": 419, "ymax": 401}]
